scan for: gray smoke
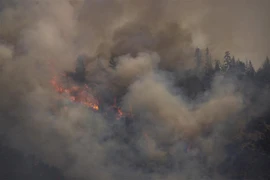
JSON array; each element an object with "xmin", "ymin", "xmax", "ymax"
[{"xmin": 0, "ymin": 0, "xmax": 266, "ymax": 179}]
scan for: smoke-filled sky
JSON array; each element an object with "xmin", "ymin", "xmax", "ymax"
[
  {"xmin": 197, "ymin": 0, "xmax": 270, "ymax": 69},
  {"xmin": 0, "ymin": 0, "xmax": 269, "ymax": 180},
  {"xmin": 80, "ymin": 0, "xmax": 270, "ymax": 69},
  {"xmin": 1, "ymin": 0, "xmax": 270, "ymax": 68}
]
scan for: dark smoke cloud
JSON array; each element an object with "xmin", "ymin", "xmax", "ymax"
[
  {"xmin": 0, "ymin": 0, "xmax": 267, "ymax": 179},
  {"xmin": 76, "ymin": 0, "xmax": 270, "ymax": 69}
]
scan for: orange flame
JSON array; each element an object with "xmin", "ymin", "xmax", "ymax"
[
  {"xmin": 50, "ymin": 76, "xmax": 99, "ymax": 111},
  {"xmin": 48, "ymin": 59, "xmax": 134, "ymax": 117},
  {"xmin": 112, "ymin": 98, "xmax": 125, "ymax": 120}
]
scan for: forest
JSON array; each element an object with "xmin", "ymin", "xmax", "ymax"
[
  {"xmin": 1, "ymin": 48, "xmax": 270, "ymax": 180},
  {"xmin": 1, "ymin": 1, "xmax": 270, "ymax": 180}
]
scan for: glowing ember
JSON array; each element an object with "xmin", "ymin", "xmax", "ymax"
[
  {"xmin": 49, "ymin": 62, "xmax": 132, "ymax": 118},
  {"xmin": 112, "ymin": 98, "xmax": 125, "ymax": 120},
  {"xmin": 50, "ymin": 76, "xmax": 99, "ymax": 111},
  {"xmin": 116, "ymin": 108, "xmax": 124, "ymax": 120}
]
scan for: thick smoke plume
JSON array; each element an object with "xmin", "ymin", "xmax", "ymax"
[{"xmin": 0, "ymin": 0, "xmax": 266, "ymax": 179}]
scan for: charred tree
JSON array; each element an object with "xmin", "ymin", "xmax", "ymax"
[
  {"xmin": 65, "ymin": 55, "xmax": 87, "ymax": 83},
  {"xmin": 74, "ymin": 55, "xmax": 86, "ymax": 82}
]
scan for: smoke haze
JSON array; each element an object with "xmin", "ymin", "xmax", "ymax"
[{"xmin": 0, "ymin": 0, "xmax": 268, "ymax": 180}]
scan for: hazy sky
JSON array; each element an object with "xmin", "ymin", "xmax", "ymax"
[
  {"xmin": 74, "ymin": 0, "xmax": 270, "ymax": 69},
  {"xmin": 0, "ymin": 0, "xmax": 269, "ymax": 69},
  {"xmin": 182, "ymin": 0, "xmax": 270, "ymax": 69}
]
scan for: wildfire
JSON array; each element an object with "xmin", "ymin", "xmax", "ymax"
[
  {"xmin": 112, "ymin": 98, "xmax": 125, "ymax": 120},
  {"xmin": 50, "ymin": 76, "xmax": 99, "ymax": 111},
  {"xmin": 48, "ymin": 61, "xmax": 132, "ymax": 119}
]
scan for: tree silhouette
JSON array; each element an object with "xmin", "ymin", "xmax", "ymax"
[
  {"xmin": 214, "ymin": 59, "xmax": 221, "ymax": 72},
  {"xmin": 223, "ymin": 51, "xmax": 231, "ymax": 71},
  {"xmin": 246, "ymin": 60, "xmax": 255, "ymax": 77},
  {"xmin": 204, "ymin": 47, "xmax": 213, "ymax": 72},
  {"xmin": 195, "ymin": 47, "xmax": 202, "ymax": 70},
  {"xmin": 256, "ymin": 56, "xmax": 270, "ymax": 85}
]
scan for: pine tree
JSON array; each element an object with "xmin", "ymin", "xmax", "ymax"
[
  {"xmin": 74, "ymin": 55, "xmax": 86, "ymax": 82},
  {"xmin": 203, "ymin": 48, "xmax": 214, "ymax": 89},
  {"xmin": 214, "ymin": 60, "xmax": 221, "ymax": 72},
  {"xmin": 235, "ymin": 58, "xmax": 246, "ymax": 74},
  {"xmin": 263, "ymin": 56, "xmax": 270, "ymax": 70},
  {"xmin": 245, "ymin": 59, "xmax": 249, "ymax": 72},
  {"xmin": 205, "ymin": 47, "xmax": 213, "ymax": 72},
  {"xmin": 231, "ymin": 56, "xmax": 236, "ymax": 67},
  {"xmin": 246, "ymin": 60, "xmax": 255, "ymax": 77},
  {"xmin": 195, "ymin": 47, "xmax": 202, "ymax": 70},
  {"xmin": 223, "ymin": 51, "xmax": 231, "ymax": 71},
  {"xmin": 256, "ymin": 56, "xmax": 270, "ymax": 85}
]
